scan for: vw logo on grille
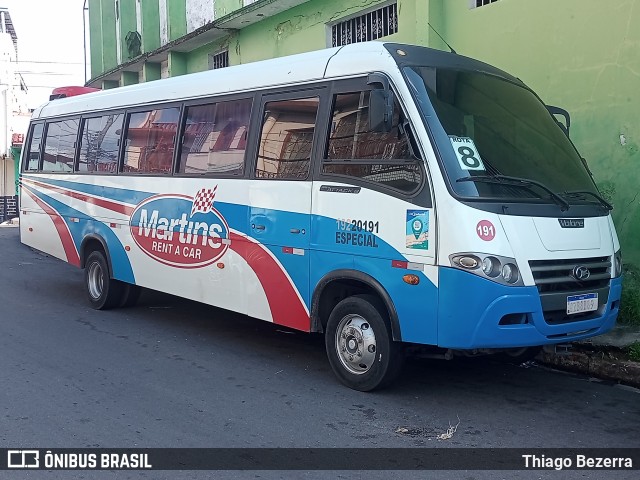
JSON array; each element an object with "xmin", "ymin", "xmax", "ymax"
[{"xmin": 571, "ymin": 265, "xmax": 591, "ymax": 281}]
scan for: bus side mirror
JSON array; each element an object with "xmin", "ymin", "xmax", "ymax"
[
  {"xmin": 547, "ymin": 105, "xmax": 571, "ymax": 137},
  {"xmin": 369, "ymin": 89, "xmax": 394, "ymax": 133}
]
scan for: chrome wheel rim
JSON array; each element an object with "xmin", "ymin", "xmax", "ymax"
[
  {"xmin": 335, "ymin": 314, "xmax": 377, "ymax": 375},
  {"xmin": 87, "ymin": 261, "xmax": 104, "ymax": 300}
]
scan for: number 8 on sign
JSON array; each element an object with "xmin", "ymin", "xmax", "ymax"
[{"xmin": 448, "ymin": 136, "xmax": 485, "ymax": 171}]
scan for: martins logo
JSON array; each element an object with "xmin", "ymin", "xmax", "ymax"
[{"xmin": 129, "ymin": 187, "xmax": 230, "ymax": 268}]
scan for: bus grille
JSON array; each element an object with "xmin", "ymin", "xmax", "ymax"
[{"xmin": 529, "ymin": 256, "xmax": 611, "ymax": 294}]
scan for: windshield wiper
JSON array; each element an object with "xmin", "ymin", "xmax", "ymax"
[
  {"xmin": 561, "ymin": 190, "xmax": 613, "ymax": 211},
  {"xmin": 456, "ymin": 174, "xmax": 570, "ymax": 211}
]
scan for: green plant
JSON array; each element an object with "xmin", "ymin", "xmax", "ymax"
[
  {"xmin": 596, "ymin": 180, "xmax": 616, "ymax": 205},
  {"xmin": 628, "ymin": 342, "xmax": 640, "ymax": 362},
  {"xmin": 618, "ymin": 264, "xmax": 640, "ymax": 326}
]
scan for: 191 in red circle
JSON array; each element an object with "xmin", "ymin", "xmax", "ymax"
[{"xmin": 476, "ymin": 220, "xmax": 496, "ymax": 241}]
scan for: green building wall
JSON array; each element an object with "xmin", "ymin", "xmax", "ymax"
[
  {"xmin": 437, "ymin": 0, "xmax": 640, "ymax": 268},
  {"xmin": 87, "ymin": 0, "xmax": 640, "ymax": 302}
]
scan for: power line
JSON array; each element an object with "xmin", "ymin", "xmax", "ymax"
[
  {"xmin": 17, "ymin": 71, "xmax": 82, "ymax": 76},
  {"xmin": 12, "ymin": 60, "xmax": 85, "ymax": 65},
  {"xmin": 5, "ymin": 84, "xmax": 80, "ymax": 89}
]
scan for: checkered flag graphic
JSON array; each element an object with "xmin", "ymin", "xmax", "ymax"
[{"xmin": 190, "ymin": 186, "xmax": 217, "ymax": 217}]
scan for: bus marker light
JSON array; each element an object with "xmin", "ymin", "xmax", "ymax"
[
  {"xmin": 282, "ymin": 247, "xmax": 304, "ymax": 255},
  {"xmin": 403, "ymin": 274, "xmax": 420, "ymax": 285},
  {"xmin": 125, "ymin": 246, "xmax": 131, "ymax": 251},
  {"xmin": 28, "ymin": 227, "xmax": 33, "ymax": 232},
  {"xmin": 217, "ymin": 262, "xmax": 225, "ymax": 269},
  {"xmin": 392, "ymin": 260, "xmax": 423, "ymax": 271}
]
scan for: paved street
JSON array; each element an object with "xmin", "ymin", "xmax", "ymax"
[{"xmin": 1, "ymin": 226, "xmax": 638, "ymax": 479}]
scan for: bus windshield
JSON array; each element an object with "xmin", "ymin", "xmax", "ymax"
[{"xmin": 404, "ymin": 66, "xmax": 599, "ymax": 204}]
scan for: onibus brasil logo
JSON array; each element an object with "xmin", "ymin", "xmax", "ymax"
[{"xmin": 130, "ymin": 186, "xmax": 230, "ymax": 268}]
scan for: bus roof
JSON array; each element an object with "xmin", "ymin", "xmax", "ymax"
[{"xmin": 32, "ymin": 42, "xmax": 514, "ymax": 120}]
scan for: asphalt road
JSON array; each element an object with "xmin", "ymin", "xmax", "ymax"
[{"xmin": 0, "ymin": 226, "xmax": 638, "ymax": 480}]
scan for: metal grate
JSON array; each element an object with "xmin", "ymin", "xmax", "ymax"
[
  {"xmin": 472, "ymin": 0, "xmax": 499, "ymax": 8},
  {"xmin": 209, "ymin": 50, "xmax": 229, "ymax": 70},
  {"xmin": 1, "ymin": 195, "xmax": 18, "ymax": 222},
  {"xmin": 529, "ymin": 256, "xmax": 611, "ymax": 294},
  {"xmin": 331, "ymin": 3, "xmax": 398, "ymax": 47}
]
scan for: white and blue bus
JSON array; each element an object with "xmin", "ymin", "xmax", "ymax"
[{"xmin": 20, "ymin": 42, "xmax": 622, "ymax": 390}]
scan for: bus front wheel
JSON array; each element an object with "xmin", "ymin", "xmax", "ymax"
[
  {"xmin": 325, "ymin": 295, "xmax": 403, "ymax": 391},
  {"xmin": 84, "ymin": 251, "xmax": 124, "ymax": 310}
]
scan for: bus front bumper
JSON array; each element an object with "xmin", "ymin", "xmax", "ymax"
[{"xmin": 437, "ymin": 268, "xmax": 622, "ymax": 350}]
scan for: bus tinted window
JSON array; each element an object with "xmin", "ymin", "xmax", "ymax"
[
  {"xmin": 323, "ymin": 91, "xmax": 421, "ymax": 193},
  {"xmin": 255, "ymin": 97, "xmax": 318, "ymax": 180},
  {"xmin": 78, "ymin": 113, "xmax": 124, "ymax": 173},
  {"xmin": 25, "ymin": 123, "xmax": 44, "ymax": 171},
  {"xmin": 326, "ymin": 92, "xmax": 411, "ymax": 161},
  {"xmin": 179, "ymin": 98, "xmax": 251, "ymax": 176},
  {"xmin": 123, "ymin": 107, "xmax": 179, "ymax": 174},
  {"xmin": 42, "ymin": 119, "xmax": 79, "ymax": 172}
]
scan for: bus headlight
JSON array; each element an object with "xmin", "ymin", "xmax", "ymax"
[
  {"xmin": 482, "ymin": 256, "xmax": 501, "ymax": 277},
  {"xmin": 614, "ymin": 249, "xmax": 622, "ymax": 277},
  {"xmin": 450, "ymin": 253, "xmax": 523, "ymax": 286},
  {"xmin": 501, "ymin": 263, "xmax": 519, "ymax": 284}
]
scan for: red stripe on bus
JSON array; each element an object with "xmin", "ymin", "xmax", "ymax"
[
  {"xmin": 22, "ymin": 178, "xmax": 135, "ymax": 216},
  {"xmin": 23, "ymin": 187, "xmax": 81, "ymax": 267},
  {"xmin": 229, "ymin": 232, "xmax": 310, "ymax": 332}
]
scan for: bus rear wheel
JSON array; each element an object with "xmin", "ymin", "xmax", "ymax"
[
  {"xmin": 119, "ymin": 283, "xmax": 142, "ymax": 308},
  {"xmin": 84, "ymin": 251, "xmax": 124, "ymax": 310},
  {"xmin": 325, "ymin": 295, "xmax": 403, "ymax": 391}
]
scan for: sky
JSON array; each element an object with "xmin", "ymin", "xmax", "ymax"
[{"xmin": 4, "ymin": 0, "xmax": 87, "ymax": 109}]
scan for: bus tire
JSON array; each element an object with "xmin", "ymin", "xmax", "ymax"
[
  {"xmin": 496, "ymin": 346, "xmax": 542, "ymax": 364},
  {"xmin": 84, "ymin": 250, "xmax": 124, "ymax": 310},
  {"xmin": 119, "ymin": 283, "xmax": 142, "ymax": 308},
  {"xmin": 325, "ymin": 294, "xmax": 403, "ymax": 391}
]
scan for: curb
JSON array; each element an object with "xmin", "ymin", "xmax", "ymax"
[{"xmin": 538, "ymin": 350, "xmax": 640, "ymax": 389}]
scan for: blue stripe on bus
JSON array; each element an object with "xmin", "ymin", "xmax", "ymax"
[
  {"xmin": 28, "ymin": 187, "xmax": 136, "ymax": 284},
  {"xmin": 22, "ymin": 175, "xmax": 155, "ymax": 206},
  {"xmin": 25, "ymin": 179, "xmax": 443, "ymax": 342}
]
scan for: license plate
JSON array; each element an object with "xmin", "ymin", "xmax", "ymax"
[{"xmin": 566, "ymin": 293, "xmax": 598, "ymax": 315}]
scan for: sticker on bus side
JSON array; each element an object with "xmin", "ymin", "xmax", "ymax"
[
  {"xmin": 406, "ymin": 210, "xmax": 429, "ymax": 250},
  {"xmin": 129, "ymin": 188, "xmax": 230, "ymax": 268},
  {"xmin": 449, "ymin": 136, "xmax": 485, "ymax": 171}
]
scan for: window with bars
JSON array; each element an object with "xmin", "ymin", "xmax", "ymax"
[
  {"xmin": 331, "ymin": 2, "xmax": 398, "ymax": 47},
  {"xmin": 471, "ymin": 0, "xmax": 499, "ymax": 8},
  {"xmin": 209, "ymin": 50, "xmax": 229, "ymax": 70}
]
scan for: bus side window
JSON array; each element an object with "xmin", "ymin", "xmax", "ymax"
[
  {"xmin": 42, "ymin": 119, "xmax": 80, "ymax": 173},
  {"xmin": 323, "ymin": 91, "xmax": 422, "ymax": 193},
  {"xmin": 255, "ymin": 97, "xmax": 319, "ymax": 180},
  {"xmin": 178, "ymin": 98, "xmax": 252, "ymax": 176},
  {"xmin": 123, "ymin": 107, "xmax": 180, "ymax": 174},
  {"xmin": 24, "ymin": 123, "xmax": 44, "ymax": 171},
  {"xmin": 78, "ymin": 114, "xmax": 123, "ymax": 173}
]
